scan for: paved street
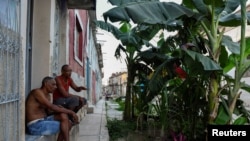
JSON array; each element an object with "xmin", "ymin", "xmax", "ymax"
[
  {"xmin": 106, "ymin": 101, "xmax": 123, "ymax": 120},
  {"xmin": 77, "ymin": 97, "xmax": 123, "ymax": 141},
  {"xmin": 77, "ymin": 98, "xmax": 109, "ymax": 141}
]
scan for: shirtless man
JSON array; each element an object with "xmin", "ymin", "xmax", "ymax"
[
  {"xmin": 53, "ymin": 64, "xmax": 87, "ymax": 113},
  {"xmin": 26, "ymin": 76, "xmax": 79, "ymax": 141}
]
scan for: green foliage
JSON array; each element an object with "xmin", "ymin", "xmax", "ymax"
[
  {"xmin": 106, "ymin": 119, "xmax": 136, "ymax": 141},
  {"xmin": 95, "ymin": 18, "xmax": 159, "ymax": 120},
  {"xmin": 114, "ymin": 97, "xmax": 125, "ymax": 111},
  {"xmin": 183, "ymin": 49, "xmax": 222, "ymax": 71},
  {"xmin": 214, "ymin": 104, "xmax": 230, "ymax": 124},
  {"xmin": 101, "ymin": 2, "xmax": 250, "ymax": 141},
  {"xmin": 233, "ymin": 116, "xmax": 248, "ymax": 125},
  {"xmin": 103, "ymin": 1, "xmax": 195, "ymax": 24}
]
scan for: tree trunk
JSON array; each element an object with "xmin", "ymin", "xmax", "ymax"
[{"xmin": 123, "ymin": 61, "xmax": 135, "ymax": 120}]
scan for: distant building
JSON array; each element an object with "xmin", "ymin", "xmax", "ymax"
[{"xmin": 104, "ymin": 72, "xmax": 127, "ymax": 98}]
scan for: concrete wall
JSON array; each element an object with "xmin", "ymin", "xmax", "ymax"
[
  {"xmin": 87, "ymin": 28, "xmax": 103, "ymax": 103},
  {"xmin": 31, "ymin": 0, "xmax": 56, "ymax": 88},
  {"xmin": 66, "ymin": 9, "xmax": 89, "ymax": 102},
  {"xmin": 20, "ymin": 1, "xmax": 28, "ymax": 140}
]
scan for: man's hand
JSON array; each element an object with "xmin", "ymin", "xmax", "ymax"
[
  {"xmin": 71, "ymin": 112, "xmax": 79, "ymax": 124},
  {"xmin": 57, "ymin": 105, "xmax": 64, "ymax": 108},
  {"xmin": 79, "ymin": 86, "xmax": 87, "ymax": 90}
]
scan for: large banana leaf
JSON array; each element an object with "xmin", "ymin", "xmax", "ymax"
[
  {"xmin": 219, "ymin": 12, "xmax": 250, "ymax": 26},
  {"xmin": 184, "ymin": 49, "xmax": 222, "ymax": 71},
  {"xmin": 103, "ymin": 1, "xmax": 195, "ymax": 24},
  {"xmin": 104, "ymin": 0, "xmax": 248, "ymax": 28},
  {"xmin": 183, "ymin": 0, "xmax": 209, "ymax": 15},
  {"xmin": 183, "ymin": 0, "xmax": 240, "ymax": 16},
  {"xmin": 148, "ymin": 59, "xmax": 175, "ymax": 93},
  {"xmin": 222, "ymin": 0, "xmax": 241, "ymax": 15},
  {"xmin": 221, "ymin": 35, "xmax": 240, "ymax": 55},
  {"xmin": 108, "ymin": 0, "xmax": 159, "ymax": 6},
  {"xmin": 95, "ymin": 21, "xmax": 160, "ymax": 47},
  {"xmin": 233, "ymin": 117, "xmax": 248, "ymax": 125},
  {"xmin": 182, "ymin": 0, "xmax": 249, "ymax": 27},
  {"xmin": 138, "ymin": 49, "xmax": 171, "ymax": 61},
  {"xmin": 94, "ymin": 20, "xmax": 123, "ymax": 39},
  {"xmin": 214, "ymin": 99, "xmax": 230, "ymax": 124},
  {"xmin": 244, "ymin": 37, "xmax": 250, "ymax": 58},
  {"xmin": 95, "ymin": 21, "xmax": 142, "ymax": 47}
]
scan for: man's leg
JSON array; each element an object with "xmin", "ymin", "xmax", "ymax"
[
  {"xmin": 64, "ymin": 96, "xmax": 83, "ymax": 113},
  {"xmin": 74, "ymin": 97, "xmax": 87, "ymax": 113},
  {"xmin": 64, "ymin": 96, "xmax": 79, "ymax": 111},
  {"xmin": 54, "ymin": 113, "xmax": 72, "ymax": 141},
  {"xmin": 26, "ymin": 117, "xmax": 60, "ymax": 135},
  {"xmin": 53, "ymin": 98, "xmax": 67, "ymax": 108}
]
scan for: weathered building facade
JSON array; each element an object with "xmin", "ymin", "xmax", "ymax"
[{"xmin": 0, "ymin": 0, "xmax": 102, "ymax": 140}]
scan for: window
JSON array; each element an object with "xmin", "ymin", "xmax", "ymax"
[{"xmin": 74, "ymin": 12, "xmax": 83, "ymax": 65}]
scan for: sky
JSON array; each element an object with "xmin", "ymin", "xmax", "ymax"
[
  {"xmin": 96, "ymin": 1, "xmax": 126, "ymax": 85},
  {"xmin": 96, "ymin": 0, "xmax": 182, "ymax": 85}
]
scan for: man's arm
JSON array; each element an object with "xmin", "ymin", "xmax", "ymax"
[
  {"xmin": 69, "ymin": 78, "xmax": 87, "ymax": 92},
  {"xmin": 35, "ymin": 89, "xmax": 79, "ymax": 123}
]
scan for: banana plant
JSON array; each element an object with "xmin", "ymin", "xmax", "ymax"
[
  {"xmin": 100, "ymin": 0, "xmax": 198, "ymax": 121},
  {"xmin": 95, "ymin": 20, "xmax": 161, "ymax": 120},
  {"xmin": 102, "ymin": 0, "xmax": 250, "ymax": 125},
  {"xmin": 182, "ymin": 0, "xmax": 250, "ymax": 124},
  {"xmin": 146, "ymin": 74, "xmax": 188, "ymax": 138}
]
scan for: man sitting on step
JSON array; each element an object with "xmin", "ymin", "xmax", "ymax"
[
  {"xmin": 26, "ymin": 76, "xmax": 79, "ymax": 141},
  {"xmin": 53, "ymin": 64, "xmax": 88, "ymax": 113}
]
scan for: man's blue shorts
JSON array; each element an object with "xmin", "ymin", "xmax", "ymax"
[{"xmin": 26, "ymin": 115, "xmax": 60, "ymax": 135}]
